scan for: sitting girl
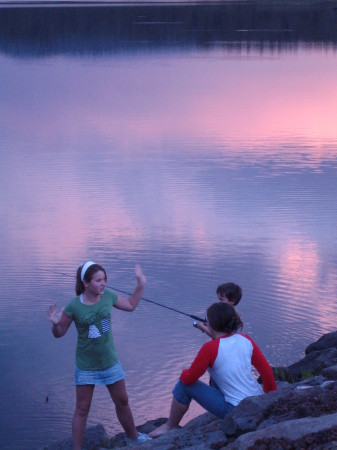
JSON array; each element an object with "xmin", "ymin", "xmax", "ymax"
[{"xmin": 150, "ymin": 302, "xmax": 277, "ymax": 437}]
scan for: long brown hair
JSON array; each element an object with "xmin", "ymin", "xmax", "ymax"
[
  {"xmin": 206, "ymin": 302, "xmax": 243, "ymax": 333},
  {"xmin": 75, "ymin": 263, "xmax": 107, "ymax": 295}
]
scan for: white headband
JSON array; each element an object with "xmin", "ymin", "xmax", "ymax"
[{"xmin": 80, "ymin": 261, "xmax": 96, "ymax": 281}]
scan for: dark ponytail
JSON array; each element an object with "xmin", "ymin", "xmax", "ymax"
[{"xmin": 206, "ymin": 303, "xmax": 243, "ymax": 334}]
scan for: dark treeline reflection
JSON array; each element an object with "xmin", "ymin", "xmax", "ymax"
[{"xmin": 1, "ymin": 1, "xmax": 337, "ymax": 57}]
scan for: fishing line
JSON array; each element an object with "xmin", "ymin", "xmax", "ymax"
[{"xmin": 37, "ymin": 267, "xmax": 206, "ymax": 322}]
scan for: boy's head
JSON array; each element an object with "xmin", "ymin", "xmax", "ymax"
[{"xmin": 216, "ymin": 282, "xmax": 242, "ymax": 306}]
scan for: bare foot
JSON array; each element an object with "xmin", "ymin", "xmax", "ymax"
[{"xmin": 149, "ymin": 422, "xmax": 177, "ymax": 438}]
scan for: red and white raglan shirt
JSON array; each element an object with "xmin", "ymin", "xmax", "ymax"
[{"xmin": 180, "ymin": 333, "xmax": 277, "ymax": 406}]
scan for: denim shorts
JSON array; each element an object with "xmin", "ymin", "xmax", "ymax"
[{"xmin": 75, "ymin": 361, "xmax": 126, "ymax": 385}]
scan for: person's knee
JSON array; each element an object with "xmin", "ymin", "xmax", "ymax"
[
  {"xmin": 75, "ymin": 402, "xmax": 90, "ymax": 418},
  {"xmin": 114, "ymin": 393, "xmax": 129, "ymax": 409},
  {"xmin": 172, "ymin": 380, "xmax": 190, "ymax": 405}
]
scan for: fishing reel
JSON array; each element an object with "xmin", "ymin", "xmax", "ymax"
[{"xmin": 193, "ymin": 317, "xmax": 207, "ymax": 329}]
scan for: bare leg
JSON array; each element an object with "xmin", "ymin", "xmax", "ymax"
[
  {"xmin": 150, "ymin": 398, "xmax": 189, "ymax": 438},
  {"xmin": 72, "ymin": 385, "xmax": 94, "ymax": 450},
  {"xmin": 107, "ymin": 380, "xmax": 138, "ymax": 440}
]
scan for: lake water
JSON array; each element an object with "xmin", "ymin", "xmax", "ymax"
[{"xmin": 1, "ymin": 2, "xmax": 337, "ymax": 448}]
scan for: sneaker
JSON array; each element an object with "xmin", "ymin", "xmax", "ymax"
[{"xmin": 125, "ymin": 432, "xmax": 152, "ymax": 446}]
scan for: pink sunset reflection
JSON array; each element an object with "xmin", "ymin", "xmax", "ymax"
[
  {"xmin": 274, "ymin": 237, "xmax": 337, "ymax": 334},
  {"xmin": 278, "ymin": 238, "xmax": 319, "ymax": 290},
  {"xmin": 2, "ymin": 47, "xmax": 337, "ymax": 270},
  {"xmin": 2, "ymin": 48, "xmax": 337, "ymax": 166}
]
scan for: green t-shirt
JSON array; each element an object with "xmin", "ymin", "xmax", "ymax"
[{"xmin": 65, "ymin": 289, "xmax": 118, "ymax": 370}]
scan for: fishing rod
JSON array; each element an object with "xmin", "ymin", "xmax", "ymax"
[{"xmin": 37, "ymin": 267, "xmax": 206, "ymax": 322}]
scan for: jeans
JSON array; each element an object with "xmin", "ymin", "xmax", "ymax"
[{"xmin": 172, "ymin": 380, "xmax": 234, "ymax": 418}]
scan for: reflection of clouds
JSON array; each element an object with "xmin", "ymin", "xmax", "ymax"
[
  {"xmin": 1, "ymin": 48, "xmax": 337, "ymax": 267},
  {"xmin": 1, "ymin": 49, "xmax": 337, "ymax": 168},
  {"xmin": 276, "ymin": 237, "xmax": 337, "ymax": 334},
  {"xmin": 279, "ymin": 238, "xmax": 319, "ymax": 289},
  {"xmin": 0, "ymin": 146, "xmax": 138, "ymax": 263}
]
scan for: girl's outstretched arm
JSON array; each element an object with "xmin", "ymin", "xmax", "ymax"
[
  {"xmin": 114, "ymin": 264, "xmax": 146, "ymax": 312},
  {"xmin": 47, "ymin": 304, "xmax": 73, "ymax": 338}
]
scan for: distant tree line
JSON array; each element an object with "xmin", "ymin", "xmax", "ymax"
[{"xmin": 0, "ymin": 1, "xmax": 336, "ymax": 57}]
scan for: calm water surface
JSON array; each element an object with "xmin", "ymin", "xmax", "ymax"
[{"xmin": 1, "ymin": 3, "xmax": 337, "ymax": 449}]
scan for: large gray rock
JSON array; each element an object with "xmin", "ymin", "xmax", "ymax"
[
  {"xmin": 43, "ymin": 424, "xmax": 108, "ymax": 450},
  {"xmin": 306, "ymin": 331, "xmax": 337, "ymax": 355},
  {"xmin": 223, "ymin": 381, "xmax": 337, "ymax": 438},
  {"xmin": 225, "ymin": 412, "xmax": 337, "ymax": 449},
  {"xmin": 273, "ymin": 348, "xmax": 337, "ymax": 382},
  {"xmin": 139, "ymin": 380, "xmax": 337, "ymax": 448},
  {"xmin": 129, "ymin": 413, "xmax": 230, "ymax": 450},
  {"xmin": 43, "ymin": 332, "xmax": 337, "ymax": 450},
  {"xmin": 322, "ymin": 364, "xmax": 337, "ymax": 380},
  {"xmin": 222, "ymin": 390, "xmax": 282, "ymax": 436}
]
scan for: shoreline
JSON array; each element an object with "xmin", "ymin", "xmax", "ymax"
[
  {"xmin": 1, "ymin": 0, "xmax": 337, "ymax": 7},
  {"xmin": 44, "ymin": 330, "xmax": 337, "ymax": 449}
]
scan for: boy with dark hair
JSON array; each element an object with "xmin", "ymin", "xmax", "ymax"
[
  {"xmin": 194, "ymin": 282, "xmax": 242, "ymax": 337},
  {"xmin": 216, "ymin": 282, "xmax": 242, "ymax": 306}
]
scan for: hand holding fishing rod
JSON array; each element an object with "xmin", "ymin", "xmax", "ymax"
[{"xmin": 192, "ymin": 282, "xmax": 243, "ymax": 337}]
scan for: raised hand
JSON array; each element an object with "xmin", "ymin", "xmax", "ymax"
[
  {"xmin": 47, "ymin": 304, "xmax": 64, "ymax": 325},
  {"xmin": 135, "ymin": 264, "xmax": 146, "ymax": 287}
]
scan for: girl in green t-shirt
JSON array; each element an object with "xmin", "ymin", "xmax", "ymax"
[{"xmin": 47, "ymin": 261, "xmax": 151, "ymax": 448}]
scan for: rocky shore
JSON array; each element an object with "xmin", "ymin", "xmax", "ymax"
[{"xmin": 44, "ymin": 331, "xmax": 337, "ymax": 449}]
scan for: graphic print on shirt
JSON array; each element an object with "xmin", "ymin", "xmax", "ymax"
[
  {"xmin": 83, "ymin": 307, "xmax": 111, "ymax": 342},
  {"xmin": 88, "ymin": 318, "xmax": 110, "ymax": 338}
]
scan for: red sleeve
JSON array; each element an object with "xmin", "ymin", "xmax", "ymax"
[
  {"xmin": 242, "ymin": 334, "xmax": 277, "ymax": 393},
  {"xmin": 179, "ymin": 339, "xmax": 220, "ymax": 385}
]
